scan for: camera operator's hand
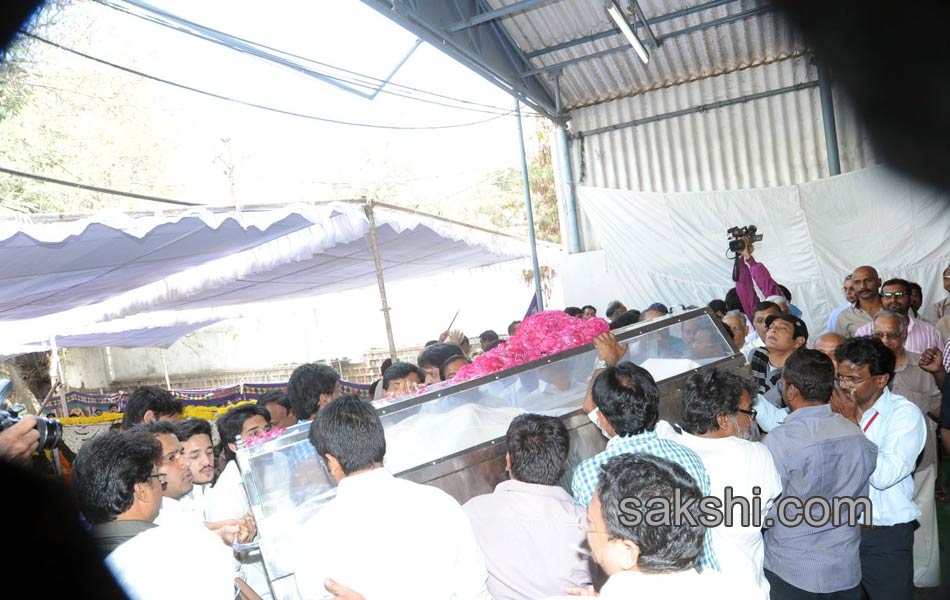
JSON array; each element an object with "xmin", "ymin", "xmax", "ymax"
[
  {"xmin": 0, "ymin": 415, "xmax": 40, "ymax": 465},
  {"xmin": 740, "ymin": 236, "xmax": 753, "ymax": 260}
]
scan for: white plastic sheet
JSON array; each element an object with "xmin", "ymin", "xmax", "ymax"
[{"xmin": 574, "ymin": 166, "xmax": 950, "ymax": 333}]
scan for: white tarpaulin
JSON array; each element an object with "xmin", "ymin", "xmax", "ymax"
[{"xmin": 571, "ymin": 165, "xmax": 950, "ymax": 332}]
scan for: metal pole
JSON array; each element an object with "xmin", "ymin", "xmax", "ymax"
[
  {"xmin": 160, "ymin": 349, "xmax": 171, "ymax": 390},
  {"xmin": 515, "ymin": 98, "xmax": 545, "ymax": 312},
  {"xmin": 817, "ymin": 60, "xmax": 841, "ymax": 176},
  {"xmin": 364, "ymin": 201, "xmax": 398, "ymax": 361},
  {"xmin": 49, "ymin": 336, "xmax": 68, "ymax": 417},
  {"xmin": 554, "ymin": 74, "xmax": 580, "ymax": 253}
]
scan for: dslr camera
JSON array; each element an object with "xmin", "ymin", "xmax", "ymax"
[
  {"xmin": 0, "ymin": 403, "xmax": 63, "ymax": 451},
  {"xmin": 727, "ymin": 225, "xmax": 763, "ymax": 253}
]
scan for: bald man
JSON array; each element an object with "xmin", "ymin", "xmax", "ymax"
[
  {"xmin": 835, "ymin": 266, "xmax": 884, "ymax": 337},
  {"xmin": 813, "ymin": 333, "xmax": 846, "ymax": 367}
]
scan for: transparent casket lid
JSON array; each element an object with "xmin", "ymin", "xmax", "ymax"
[{"xmin": 235, "ymin": 308, "xmax": 735, "ymax": 583}]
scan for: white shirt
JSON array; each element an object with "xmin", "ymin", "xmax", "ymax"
[
  {"xmin": 154, "ymin": 496, "xmax": 199, "ymax": 527},
  {"xmin": 106, "ymin": 522, "xmax": 237, "ymax": 600},
  {"xmin": 597, "ymin": 569, "xmax": 737, "ymax": 598},
  {"xmin": 180, "ymin": 483, "xmax": 212, "ymax": 522},
  {"xmin": 753, "ymin": 393, "xmax": 789, "ymax": 432},
  {"xmin": 462, "ymin": 479, "xmax": 593, "ymax": 600},
  {"xmin": 858, "ymin": 387, "xmax": 927, "ymax": 526},
  {"xmin": 292, "ymin": 467, "xmax": 490, "ymax": 600},
  {"xmin": 208, "ymin": 460, "xmax": 250, "ymax": 522},
  {"xmin": 655, "ymin": 422, "xmax": 781, "ymax": 599}
]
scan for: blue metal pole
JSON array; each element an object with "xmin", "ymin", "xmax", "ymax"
[
  {"xmin": 515, "ymin": 98, "xmax": 545, "ymax": 312},
  {"xmin": 554, "ymin": 75, "xmax": 580, "ymax": 253},
  {"xmin": 817, "ymin": 61, "xmax": 841, "ymax": 176}
]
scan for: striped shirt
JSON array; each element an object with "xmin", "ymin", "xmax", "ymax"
[
  {"xmin": 571, "ymin": 430, "xmax": 719, "ymax": 572},
  {"xmin": 855, "ymin": 314, "xmax": 944, "ymax": 354}
]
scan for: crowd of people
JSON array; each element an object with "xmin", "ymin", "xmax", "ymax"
[{"xmin": 1, "ymin": 247, "xmax": 949, "ymax": 600}]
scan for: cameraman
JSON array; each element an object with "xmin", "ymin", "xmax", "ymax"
[
  {"xmin": 0, "ymin": 414, "xmax": 40, "ymax": 465},
  {"xmin": 735, "ymin": 236, "xmax": 783, "ymax": 323}
]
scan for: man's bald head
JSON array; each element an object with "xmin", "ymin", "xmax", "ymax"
[
  {"xmin": 851, "ymin": 266, "xmax": 881, "ymax": 303},
  {"xmin": 813, "ymin": 333, "xmax": 846, "ymax": 366}
]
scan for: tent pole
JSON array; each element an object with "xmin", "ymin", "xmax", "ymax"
[
  {"xmin": 515, "ymin": 98, "xmax": 545, "ymax": 311},
  {"xmin": 160, "ymin": 349, "xmax": 171, "ymax": 390},
  {"xmin": 49, "ymin": 336, "xmax": 68, "ymax": 417},
  {"xmin": 364, "ymin": 200, "xmax": 398, "ymax": 362},
  {"xmin": 553, "ymin": 73, "xmax": 580, "ymax": 253}
]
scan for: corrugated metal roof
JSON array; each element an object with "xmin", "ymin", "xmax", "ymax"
[{"xmin": 485, "ymin": 0, "xmax": 806, "ymax": 111}]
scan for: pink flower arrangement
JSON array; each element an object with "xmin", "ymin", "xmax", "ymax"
[
  {"xmin": 453, "ymin": 310, "xmax": 609, "ymax": 383},
  {"xmin": 243, "ymin": 427, "xmax": 287, "ymax": 447}
]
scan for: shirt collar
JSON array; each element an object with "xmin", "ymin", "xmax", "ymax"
[
  {"xmin": 335, "ymin": 466, "xmax": 392, "ymax": 500},
  {"xmin": 784, "ymin": 403, "xmax": 829, "ymax": 421},
  {"xmin": 860, "ymin": 386, "xmax": 896, "ymax": 425},
  {"xmin": 606, "ymin": 430, "xmax": 657, "ymax": 449},
  {"xmin": 494, "ymin": 478, "xmax": 572, "ymax": 499}
]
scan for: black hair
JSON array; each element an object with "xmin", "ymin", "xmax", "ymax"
[
  {"xmin": 777, "ymin": 284, "xmax": 793, "ymax": 302},
  {"xmin": 506, "ymin": 414, "xmax": 569, "ymax": 485},
  {"xmin": 121, "ymin": 386, "xmax": 182, "ymax": 430},
  {"xmin": 564, "ymin": 306, "xmax": 583, "ymax": 317},
  {"xmin": 783, "ymin": 348, "xmax": 835, "ymax": 404},
  {"xmin": 439, "ymin": 354, "xmax": 471, "ymax": 381},
  {"xmin": 173, "ymin": 417, "xmax": 212, "ymax": 443},
  {"xmin": 581, "ymin": 305, "xmax": 597, "ymax": 314},
  {"xmin": 592, "ymin": 362, "xmax": 659, "ymax": 436},
  {"xmin": 478, "ymin": 330, "xmax": 499, "ymax": 345},
  {"xmin": 382, "ymin": 361, "xmax": 425, "ymax": 391},
  {"xmin": 424, "ymin": 340, "xmax": 439, "ymax": 347},
  {"xmin": 310, "ymin": 395, "xmax": 385, "ymax": 475},
  {"xmin": 379, "ymin": 358, "xmax": 393, "ymax": 377},
  {"xmin": 597, "ymin": 453, "xmax": 704, "ymax": 573},
  {"xmin": 287, "ymin": 363, "xmax": 340, "ymax": 420},
  {"xmin": 484, "ymin": 339, "xmax": 505, "ymax": 352},
  {"xmin": 834, "ymin": 336, "xmax": 896, "ymax": 383},
  {"xmin": 609, "ymin": 309, "xmax": 641, "ymax": 331},
  {"xmin": 752, "ymin": 300, "xmax": 781, "ymax": 319},
  {"xmin": 681, "ymin": 369, "xmax": 756, "ymax": 435},
  {"xmin": 137, "ymin": 420, "xmax": 178, "ymax": 437},
  {"xmin": 605, "ymin": 300, "xmax": 626, "ymax": 320},
  {"xmin": 907, "ymin": 281, "xmax": 922, "ymax": 296},
  {"xmin": 707, "ymin": 299, "xmax": 727, "ymax": 315},
  {"xmin": 880, "ymin": 278, "xmax": 911, "ymax": 294},
  {"xmin": 260, "ymin": 390, "xmax": 292, "ymax": 412},
  {"xmin": 215, "ymin": 404, "xmax": 271, "ymax": 461},
  {"xmin": 724, "ymin": 288, "xmax": 742, "ymax": 312},
  {"xmin": 508, "ymin": 320, "xmax": 521, "ymax": 336},
  {"xmin": 72, "ymin": 430, "xmax": 162, "ymax": 525},
  {"xmin": 418, "ymin": 342, "xmax": 463, "ymax": 372},
  {"xmin": 369, "ymin": 379, "xmax": 380, "ymax": 397}
]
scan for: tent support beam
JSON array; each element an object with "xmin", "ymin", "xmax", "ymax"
[
  {"xmin": 160, "ymin": 349, "xmax": 171, "ymax": 389},
  {"xmin": 364, "ymin": 201, "xmax": 398, "ymax": 362},
  {"xmin": 515, "ymin": 99, "xmax": 545, "ymax": 312},
  {"xmin": 817, "ymin": 60, "xmax": 841, "ymax": 176},
  {"xmin": 554, "ymin": 73, "xmax": 580, "ymax": 253}
]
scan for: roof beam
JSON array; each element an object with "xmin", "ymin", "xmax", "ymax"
[
  {"xmin": 445, "ymin": 0, "xmax": 553, "ymax": 33},
  {"xmin": 525, "ymin": 0, "xmax": 742, "ymax": 60},
  {"xmin": 522, "ymin": 5, "xmax": 772, "ymax": 77}
]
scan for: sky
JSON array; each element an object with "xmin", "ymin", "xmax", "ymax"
[{"xmin": 25, "ymin": 0, "xmax": 543, "ymax": 211}]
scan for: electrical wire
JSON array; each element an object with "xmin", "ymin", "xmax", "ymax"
[
  {"xmin": 21, "ymin": 32, "xmax": 516, "ymax": 130},
  {"xmin": 91, "ymin": 0, "xmax": 529, "ymax": 116},
  {"xmin": 0, "ymin": 165, "xmax": 201, "ymax": 206}
]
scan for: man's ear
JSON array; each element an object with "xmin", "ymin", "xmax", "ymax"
[
  {"xmin": 616, "ymin": 538, "xmax": 640, "ymax": 571},
  {"xmin": 504, "ymin": 452, "xmax": 512, "ymax": 474},
  {"xmin": 324, "ymin": 453, "xmax": 345, "ymax": 482},
  {"xmin": 227, "ymin": 442, "xmax": 237, "ymax": 455},
  {"xmin": 133, "ymin": 481, "xmax": 150, "ymax": 503},
  {"xmin": 715, "ymin": 413, "xmax": 733, "ymax": 433},
  {"xmin": 142, "ymin": 409, "xmax": 156, "ymax": 424},
  {"xmin": 794, "ymin": 337, "xmax": 806, "ymax": 349}
]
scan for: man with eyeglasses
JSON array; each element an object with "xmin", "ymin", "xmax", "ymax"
[
  {"xmin": 871, "ymin": 311, "xmax": 942, "ymax": 593},
  {"xmin": 831, "ymin": 336, "xmax": 926, "ymax": 600},
  {"xmin": 835, "ymin": 266, "xmax": 884, "ymax": 338},
  {"xmin": 855, "ymin": 278, "xmax": 944, "ymax": 353},
  {"xmin": 922, "ymin": 265, "xmax": 950, "ymax": 324},
  {"xmin": 656, "ymin": 368, "xmax": 781, "ymax": 599},
  {"xmin": 826, "ymin": 274, "xmax": 856, "ymax": 334},
  {"xmin": 762, "ymin": 349, "xmax": 878, "ymax": 600}
]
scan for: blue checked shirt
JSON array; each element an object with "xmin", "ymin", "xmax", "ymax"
[{"xmin": 571, "ymin": 430, "xmax": 720, "ymax": 572}]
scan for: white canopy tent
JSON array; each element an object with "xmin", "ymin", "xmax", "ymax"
[{"xmin": 0, "ymin": 201, "xmax": 556, "ymax": 358}]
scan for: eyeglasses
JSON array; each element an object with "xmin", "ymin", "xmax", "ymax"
[
  {"xmin": 834, "ymin": 374, "xmax": 874, "ymax": 387},
  {"xmin": 148, "ymin": 473, "xmax": 168, "ymax": 490},
  {"xmin": 576, "ymin": 513, "xmax": 608, "ymax": 535},
  {"xmin": 736, "ymin": 408, "xmax": 757, "ymax": 419},
  {"xmin": 872, "ymin": 331, "xmax": 903, "ymax": 340},
  {"xmin": 881, "ymin": 291, "xmax": 906, "ymax": 298}
]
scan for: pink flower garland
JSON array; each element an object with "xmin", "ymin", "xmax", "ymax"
[{"xmin": 453, "ymin": 310, "xmax": 609, "ymax": 383}]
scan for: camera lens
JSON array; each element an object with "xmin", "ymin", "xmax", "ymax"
[{"xmin": 35, "ymin": 417, "xmax": 63, "ymax": 451}]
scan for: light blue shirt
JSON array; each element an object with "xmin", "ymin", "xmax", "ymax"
[
  {"xmin": 858, "ymin": 387, "xmax": 926, "ymax": 526},
  {"xmin": 825, "ymin": 301, "xmax": 851, "ymax": 334},
  {"xmin": 753, "ymin": 393, "xmax": 789, "ymax": 432}
]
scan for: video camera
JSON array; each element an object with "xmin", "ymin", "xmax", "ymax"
[
  {"xmin": 727, "ymin": 225, "xmax": 763, "ymax": 253},
  {"xmin": 0, "ymin": 403, "xmax": 63, "ymax": 451}
]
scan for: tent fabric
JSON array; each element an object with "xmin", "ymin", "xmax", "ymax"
[
  {"xmin": 575, "ymin": 165, "xmax": 950, "ymax": 333},
  {"xmin": 0, "ymin": 202, "xmax": 548, "ymax": 355}
]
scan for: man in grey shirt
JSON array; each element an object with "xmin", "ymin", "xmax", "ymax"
[
  {"xmin": 463, "ymin": 414, "xmax": 594, "ymax": 600},
  {"xmin": 763, "ymin": 349, "xmax": 878, "ymax": 599}
]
